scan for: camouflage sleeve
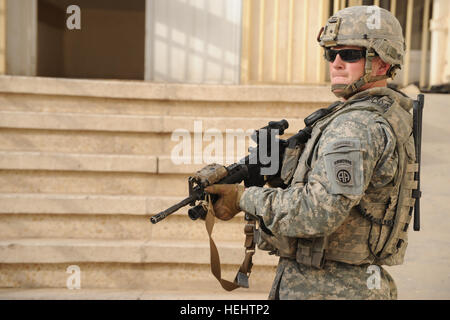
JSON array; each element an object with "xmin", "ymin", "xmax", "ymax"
[{"xmin": 239, "ymin": 110, "xmax": 397, "ymax": 238}]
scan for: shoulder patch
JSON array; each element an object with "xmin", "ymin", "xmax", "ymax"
[
  {"xmin": 330, "ymin": 139, "xmax": 359, "ymax": 150},
  {"xmin": 369, "ymin": 96, "xmax": 394, "ymax": 112},
  {"xmin": 323, "ymin": 138, "xmax": 364, "ymax": 195}
]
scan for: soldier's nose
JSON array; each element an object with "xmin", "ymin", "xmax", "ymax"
[{"xmin": 331, "ymin": 54, "xmax": 345, "ymax": 69}]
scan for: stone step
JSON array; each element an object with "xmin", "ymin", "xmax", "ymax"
[
  {"xmin": 0, "ymin": 238, "xmax": 278, "ymax": 266},
  {"xmin": 0, "ymin": 110, "xmax": 306, "ymax": 135},
  {"xmin": 0, "ymin": 193, "xmax": 183, "ymax": 215},
  {"xmin": 0, "ymin": 119, "xmax": 306, "ymax": 160},
  {"xmin": 0, "ymin": 128, "xmax": 168, "ymax": 156},
  {"xmin": 0, "ymin": 170, "xmax": 190, "ymax": 197},
  {"xmin": 0, "ymin": 90, "xmax": 321, "ymax": 118},
  {"xmin": 0, "ymin": 261, "xmax": 276, "ymax": 292},
  {"xmin": 0, "ymin": 191, "xmax": 258, "ymax": 242},
  {"xmin": 0, "ymin": 151, "xmax": 277, "ymax": 198},
  {"xmin": 0, "ymin": 129, "xmax": 297, "ymax": 159},
  {"xmin": 0, "ymin": 151, "xmax": 158, "ymax": 173},
  {"xmin": 0, "ymin": 151, "xmax": 272, "ymax": 174},
  {"xmin": 0, "ymin": 75, "xmax": 335, "ymax": 103},
  {"xmin": 0, "ymin": 213, "xmax": 249, "ymax": 242}
]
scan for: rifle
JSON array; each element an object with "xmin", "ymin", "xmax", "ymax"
[
  {"xmin": 150, "ymin": 117, "xmax": 322, "ymax": 224},
  {"xmin": 150, "ymin": 119, "xmax": 287, "ymax": 224}
]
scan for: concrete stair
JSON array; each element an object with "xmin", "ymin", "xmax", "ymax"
[
  {"xmin": 0, "ymin": 238, "xmax": 280, "ymax": 265},
  {"xmin": 0, "ymin": 75, "xmax": 335, "ymax": 299}
]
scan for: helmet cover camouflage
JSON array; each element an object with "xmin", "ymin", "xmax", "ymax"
[{"xmin": 319, "ymin": 5, "xmax": 405, "ymax": 68}]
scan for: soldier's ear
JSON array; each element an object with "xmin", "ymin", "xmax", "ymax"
[{"xmin": 374, "ymin": 57, "xmax": 391, "ymax": 76}]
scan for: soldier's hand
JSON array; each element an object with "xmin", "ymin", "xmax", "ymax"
[{"xmin": 204, "ymin": 184, "xmax": 245, "ymax": 221}]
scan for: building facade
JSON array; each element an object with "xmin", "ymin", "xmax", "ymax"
[{"xmin": 1, "ymin": 0, "xmax": 449, "ymax": 88}]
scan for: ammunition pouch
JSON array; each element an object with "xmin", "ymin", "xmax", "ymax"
[
  {"xmin": 255, "ymin": 229, "xmax": 327, "ymax": 269},
  {"xmin": 254, "ymin": 228, "xmax": 296, "ymax": 258},
  {"xmin": 296, "ymin": 237, "xmax": 328, "ymax": 269}
]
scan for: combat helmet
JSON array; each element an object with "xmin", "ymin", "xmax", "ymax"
[{"xmin": 318, "ymin": 5, "xmax": 405, "ymax": 99}]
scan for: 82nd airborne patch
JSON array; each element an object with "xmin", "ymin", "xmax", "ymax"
[
  {"xmin": 334, "ymin": 158, "xmax": 354, "ymax": 186},
  {"xmin": 323, "ymin": 138, "xmax": 363, "ymax": 195}
]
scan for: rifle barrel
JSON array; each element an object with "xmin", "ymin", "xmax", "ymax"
[{"xmin": 150, "ymin": 195, "xmax": 197, "ymax": 224}]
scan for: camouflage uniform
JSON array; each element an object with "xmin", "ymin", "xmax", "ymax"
[
  {"xmin": 270, "ymin": 259, "xmax": 397, "ymax": 300},
  {"xmin": 240, "ymin": 87, "xmax": 410, "ymax": 299},
  {"xmin": 236, "ymin": 5, "xmax": 416, "ymax": 300}
]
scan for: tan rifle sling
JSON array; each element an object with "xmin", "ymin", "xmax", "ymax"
[{"xmin": 204, "ymin": 195, "xmax": 256, "ymax": 291}]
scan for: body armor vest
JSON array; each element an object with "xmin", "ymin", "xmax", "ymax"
[{"xmin": 257, "ymin": 87, "xmax": 417, "ymax": 267}]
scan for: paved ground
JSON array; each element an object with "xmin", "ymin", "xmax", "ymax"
[{"xmin": 0, "ymin": 93, "xmax": 448, "ymax": 300}]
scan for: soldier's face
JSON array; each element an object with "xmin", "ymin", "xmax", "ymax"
[
  {"xmin": 329, "ymin": 45, "xmax": 391, "ymax": 95},
  {"xmin": 329, "ymin": 45, "xmax": 366, "ymax": 87}
]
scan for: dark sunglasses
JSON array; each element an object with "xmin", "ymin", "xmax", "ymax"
[{"xmin": 324, "ymin": 48, "xmax": 366, "ymax": 63}]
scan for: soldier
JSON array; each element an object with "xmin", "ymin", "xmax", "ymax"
[{"xmin": 205, "ymin": 6, "xmax": 418, "ymax": 299}]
